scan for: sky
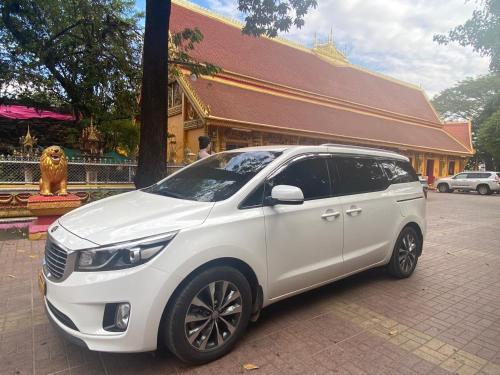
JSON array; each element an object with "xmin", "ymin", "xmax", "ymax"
[{"xmin": 135, "ymin": 0, "xmax": 490, "ymax": 98}]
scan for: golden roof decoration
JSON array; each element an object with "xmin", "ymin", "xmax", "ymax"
[
  {"xmin": 22, "ymin": 125, "xmax": 35, "ymax": 147},
  {"xmin": 312, "ymin": 30, "xmax": 349, "ymax": 65},
  {"xmin": 80, "ymin": 118, "xmax": 104, "ymax": 156},
  {"xmin": 19, "ymin": 125, "xmax": 38, "ymax": 155}
]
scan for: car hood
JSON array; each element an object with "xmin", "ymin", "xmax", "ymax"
[{"xmin": 58, "ymin": 190, "xmax": 214, "ymax": 245}]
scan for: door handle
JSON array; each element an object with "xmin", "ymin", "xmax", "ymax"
[
  {"xmin": 346, "ymin": 207, "xmax": 362, "ymax": 215},
  {"xmin": 321, "ymin": 211, "xmax": 340, "ymax": 220}
]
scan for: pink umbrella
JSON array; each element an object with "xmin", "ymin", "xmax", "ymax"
[{"xmin": 0, "ymin": 105, "xmax": 75, "ymax": 121}]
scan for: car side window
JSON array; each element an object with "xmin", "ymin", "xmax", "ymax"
[
  {"xmin": 239, "ymin": 184, "xmax": 264, "ymax": 209},
  {"xmin": 380, "ymin": 159, "xmax": 419, "ymax": 184},
  {"xmin": 267, "ymin": 157, "xmax": 331, "ymax": 200},
  {"xmin": 335, "ymin": 157, "xmax": 388, "ymax": 195},
  {"xmin": 454, "ymin": 173, "xmax": 467, "ymax": 179},
  {"xmin": 466, "ymin": 173, "xmax": 479, "ymax": 178}
]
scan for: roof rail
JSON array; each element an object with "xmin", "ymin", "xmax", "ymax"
[{"xmin": 320, "ymin": 143, "xmax": 400, "ymax": 155}]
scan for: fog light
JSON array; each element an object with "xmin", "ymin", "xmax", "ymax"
[{"xmin": 115, "ymin": 303, "xmax": 130, "ymax": 330}]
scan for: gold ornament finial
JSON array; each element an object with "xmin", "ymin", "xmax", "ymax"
[{"xmin": 311, "ymin": 27, "xmax": 348, "ymax": 65}]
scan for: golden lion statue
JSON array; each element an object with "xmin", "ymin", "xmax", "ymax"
[{"xmin": 39, "ymin": 146, "xmax": 68, "ymax": 196}]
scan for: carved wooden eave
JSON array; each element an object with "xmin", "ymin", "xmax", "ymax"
[{"xmin": 176, "ymin": 73, "xmax": 211, "ymax": 118}]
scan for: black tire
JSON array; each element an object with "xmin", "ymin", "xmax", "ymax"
[
  {"xmin": 437, "ymin": 183, "xmax": 449, "ymax": 193},
  {"xmin": 163, "ymin": 266, "xmax": 252, "ymax": 364},
  {"xmin": 387, "ymin": 226, "xmax": 421, "ymax": 279},
  {"xmin": 477, "ymin": 185, "xmax": 491, "ymax": 196}
]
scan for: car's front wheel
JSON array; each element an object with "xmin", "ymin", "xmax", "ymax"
[
  {"xmin": 163, "ymin": 266, "xmax": 252, "ymax": 364},
  {"xmin": 387, "ymin": 226, "xmax": 421, "ymax": 278},
  {"xmin": 437, "ymin": 183, "xmax": 449, "ymax": 193}
]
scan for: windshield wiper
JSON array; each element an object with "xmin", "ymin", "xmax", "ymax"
[{"xmin": 153, "ymin": 189, "xmax": 185, "ymax": 199}]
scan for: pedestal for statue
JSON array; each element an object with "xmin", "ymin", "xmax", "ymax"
[{"xmin": 27, "ymin": 195, "xmax": 81, "ymax": 240}]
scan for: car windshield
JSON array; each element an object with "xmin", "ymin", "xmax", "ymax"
[{"xmin": 144, "ymin": 151, "xmax": 281, "ymax": 202}]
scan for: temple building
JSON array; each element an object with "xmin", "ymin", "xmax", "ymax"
[{"xmin": 167, "ymin": 0, "xmax": 474, "ymax": 184}]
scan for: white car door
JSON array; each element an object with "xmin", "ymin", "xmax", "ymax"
[
  {"xmin": 465, "ymin": 173, "xmax": 481, "ymax": 190},
  {"xmin": 334, "ymin": 157, "xmax": 401, "ymax": 272},
  {"xmin": 450, "ymin": 173, "xmax": 468, "ymax": 189},
  {"xmin": 263, "ymin": 155, "xmax": 344, "ymax": 300}
]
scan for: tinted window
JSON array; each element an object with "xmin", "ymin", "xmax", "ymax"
[
  {"xmin": 267, "ymin": 157, "xmax": 331, "ymax": 200},
  {"xmin": 336, "ymin": 157, "xmax": 388, "ymax": 195},
  {"xmin": 465, "ymin": 173, "xmax": 490, "ymax": 178},
  {"xmin": 145, "ymin": 151, "xmax": 281, "ymax": 202},
  {"xmin": 380, "ymin": 159, "xmax": 419, "ymax": 184},
  {"xmin": 240, "ymin": 184, "xmax": 264, "ymax": 208}
]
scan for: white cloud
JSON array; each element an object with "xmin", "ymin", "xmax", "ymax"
[{"xmin": 196, "ymin": 0, "xmax": 490, "ymax": 97}]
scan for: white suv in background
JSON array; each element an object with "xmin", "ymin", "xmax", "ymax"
[
  {"xmin": 41, "ymin": 145, "xmax": 426, "ymax": 364},
  {"xmin": 436, "ymin": 171, "xmax": 500, "ymax": 195}
]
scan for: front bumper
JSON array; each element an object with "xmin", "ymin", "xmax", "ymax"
[{"xmin": 43, "ymin": 262, "xmax": 181, "ymax": 353}]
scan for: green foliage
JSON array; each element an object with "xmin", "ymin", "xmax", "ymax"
[
  {"xmin": 238, "ymin": 0, "xmax": 317, "ymax": 37},
  {"xmin": 100, "ymin": 118, "xmax": 139, "ymax": 157},
  {"xmin": 0, "ymin": 0, "xmax": 143, "ymax": 119},
  {"xmin": 434, "ymin": 0, "xmax": 500, "ymax": 72},
  {"xmin": 477, "ymin": 106, "xmax": 500, "ymax": 168},
  {"xmin": 475, "ymin": 92, "xmax": 500, "ymax": 169},
  {"xmin": 431, "ymin": 74, "xmax": 500, "ymax": 121}
]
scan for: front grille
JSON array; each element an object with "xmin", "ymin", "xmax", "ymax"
[
  {"xmin": 47, "ymin": 299, "xmax": 79, "ymax": 331},
  {"xmin": 45, "ymin": 239, "xmax": 68, "ymax": 280}
]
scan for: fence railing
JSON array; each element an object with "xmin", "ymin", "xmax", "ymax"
[{"xmin": 0, "ymin": 155, "xmax": 184, "ymax": 184}]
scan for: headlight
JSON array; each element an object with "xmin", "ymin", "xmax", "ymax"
[{"xmin": 75, "ymin": 232, "xmax": 177, "ymax": 271}]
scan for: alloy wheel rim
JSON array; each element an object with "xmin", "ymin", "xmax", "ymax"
[
  {"xmin": 398, "ymin": 233, "xmax": 417, "ymax": 274},
  {"xmin": 184, "ymin": 280, "xmax": 242, "ymax": 352},
  {"xmin": 479, "ymin": 186, "xmax": 487, "ymax": 195}
]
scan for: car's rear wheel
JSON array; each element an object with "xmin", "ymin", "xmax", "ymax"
[
  {"xmin": 387, "ymin": 226, "xmax": 421, "ymax": 278},
  {"xmin": 163, "ymin": 266, "xmax": 252, "ymax": 364},
  {"xmin": 437, "ymin": 183, "xmax": 449, "ymax": 193},
  {"xmin": 477, "ymin": 185, "xmax": 491, "ymax": 196}
]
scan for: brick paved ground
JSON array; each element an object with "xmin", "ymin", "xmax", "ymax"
[{"xmin": 1, "ymin": 191, "xmax": 500, "ymax": 375}]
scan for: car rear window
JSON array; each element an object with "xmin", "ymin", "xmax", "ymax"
[{"xmin": 335, "ymin": 157, "xmax": 389, "ymax": 194}]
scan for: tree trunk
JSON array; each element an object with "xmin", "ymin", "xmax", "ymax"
[{"xmin": 135, "ymin": 0, "xmax": 170, "ymax": 188}]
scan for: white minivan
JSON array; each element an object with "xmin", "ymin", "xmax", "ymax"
[{"xmin": 41, "ymin": 144, "xmax": 426, "ymax": 364}]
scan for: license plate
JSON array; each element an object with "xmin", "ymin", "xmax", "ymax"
[{"xmin": 38, "ymin": 271, "xmax": 46, "ymax": 297}]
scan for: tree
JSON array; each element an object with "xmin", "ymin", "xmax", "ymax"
[
  {"xmin": 431, "ymin": 74, "xmax": 500, "ymax": 121},
  {"xmin": 475, "ymin": 92, "xmax": 500, "ymax": 169},
  {"xmin": 135, "ymin": 6, "xmax": 220, "ymax": 187},
  {"xmin": 0, "ymin": 0, "xmax": 143, "ymax": 119},
  {"xmin": 434, "ymin": 0, "xmax": 500, "ymax": 73},
  {"xmin": 477, "ymin": 106, "xmax": 500, "ymax": 168},
  {"xmin": 431, "ymin": 74, "xmax": 500, "ymax": 170},
  {"xmin": 135, "ymin": 0, "xmax": 318, "ymax": 188}
]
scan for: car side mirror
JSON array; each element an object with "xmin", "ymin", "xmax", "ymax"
[{"xmin": 267, "ymin": 185, "xmax": 304, "ymax": 206}]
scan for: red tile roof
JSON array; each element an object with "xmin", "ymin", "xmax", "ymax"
[
  {"xmin": 443, "ymin": 122, "xmax": 473, "ymax": 152},
  {"xmin": 170, "ymin": 2, "xmax": 441, "ymax": 124},
  {"xmin": 192, "ymin": 78, "xmax": 471, "ymax": 154}
]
